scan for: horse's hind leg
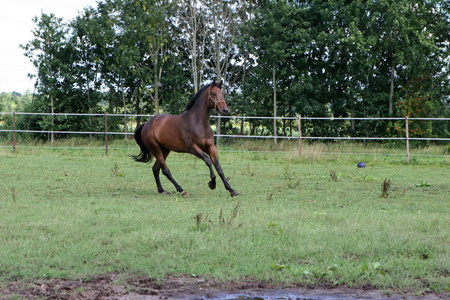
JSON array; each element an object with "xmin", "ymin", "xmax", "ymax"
[
  {"xmin": 154, "ymin": 149, "xmax": 188, "ymax": 196},
  {"xmin": 152, "ymin": 161, "xmax": 169, "ymax": 194},
  {"xmin": 161, "ymin": 163, "xmax": 188, "ymax": 196}
]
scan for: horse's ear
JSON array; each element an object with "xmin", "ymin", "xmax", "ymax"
[
  {"xmin": 212, "ymin": 79, "xmax": 216, "ymax": 87},
  {"xmin": 218, "ymin": 80, "xmax": 223, "ymax": 88}
]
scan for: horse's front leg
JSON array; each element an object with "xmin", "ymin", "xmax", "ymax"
[
  {"xmin": 207, "ymin": 146, "xmax": 239, "ymax": 197},
  {"xmin": 189, "ymin": 145, "xmax": 217, "ymax": 190}
]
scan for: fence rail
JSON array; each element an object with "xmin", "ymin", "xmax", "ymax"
[{"xmin": 1, "ymin": 112, "xmax": 449, "ymax": 164}]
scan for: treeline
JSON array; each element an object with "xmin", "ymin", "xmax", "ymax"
[
  {"xmin": 3, "ymin": 0, "xmax": 450, "ymax": 140},
  {"xmin": 0, "ymin": 92, "xmax": 32, "ymax": 112}
]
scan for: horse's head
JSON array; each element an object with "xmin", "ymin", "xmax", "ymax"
[{"xmin": 208, "ymin": 80, "xmax": 229, "ymax": 116}]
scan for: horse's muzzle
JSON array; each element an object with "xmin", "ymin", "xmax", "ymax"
[{"xmin": 219, "ymin": 107, "xmax": 230, "ymax": 116}]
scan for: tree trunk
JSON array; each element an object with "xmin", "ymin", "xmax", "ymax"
[
  {"xmin": 240, "ymin": 55, "xmax": 247, "ymax": 135},
  {"xmin": 50, "ymin": 93, "xmax": 54, "ymax": 145},
  {"xmin": 121, "ymin": 82, "xmax": 127, "ymax": 140},
  {"xmin": 273, "ymin": 66, "xmax": 277, "ymax": 145},
  {"xmin": 154, "ymin": 75, "xmax": 160, "ymax": 115},
  {"xmin": 351, "ymin": 94, "xmax": 355, "ymax": 131},
  {"xmin": 351, "ymin": 105, "xmax": 355, "ymax": 131},
  {"xmin": 389, "ymin": 56, "xmax": 395, "ymax": 116},
  {"xmin": 153, "ymin": 52, "xmax": 163, "ymax": 115},
  {"xmin": 213, "ymin": 0, "xmax": 222, "ymax": 146},
  {"xmin": 87, "ymin": 84, "xmax": 92, "ymax": 140},
  {"xmin": 135, "ymin": 84, "xmax": 142, "ymax": 127},
  {"xmin": 191, "ymin": 0, "xmax": 198, "ymax": 93}
]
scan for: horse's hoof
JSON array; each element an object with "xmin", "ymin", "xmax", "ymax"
[
  {"xmin": 230, "ymin": 190, "xmax": 239, "ymax": 197},
  {"xmin": 160, "ymin": 190, "xmax": 170, "ymax": 195},
  {"xmin": 208, "ymin": 181, "xmax": 216, "ymax": 190},
  {"xmin": 181, "ymin": 191, "xmax": 190, "ymax": 196}
]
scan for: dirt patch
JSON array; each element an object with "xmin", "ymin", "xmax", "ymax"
[{"xmin": 1, "ymin": 273, "xmax": 447, "ymax": 299}]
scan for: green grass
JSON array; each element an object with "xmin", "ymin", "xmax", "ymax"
[{"xmin": 0, "ymin": 140, "xmax": 449, "ymax": 295}]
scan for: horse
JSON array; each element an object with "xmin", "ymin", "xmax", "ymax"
[{"xmin": 132, "ymin": 80, "xmax": 239, "ymax": 197}]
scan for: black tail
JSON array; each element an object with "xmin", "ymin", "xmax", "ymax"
[{"xmin": 131, "ymin": 124, "xmax": 153, "ymax": 163}]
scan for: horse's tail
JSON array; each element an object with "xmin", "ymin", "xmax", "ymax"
[{"xmin": 131, "ymin": 124, "xmax": 153, "ymax": 163}]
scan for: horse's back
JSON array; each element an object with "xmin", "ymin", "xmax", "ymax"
[{"xmin": 143, "ymin": 114, "xmax": 188, "ymax": 153}]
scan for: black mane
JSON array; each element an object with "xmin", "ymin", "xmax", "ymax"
[{"xmin": 185, "ymin": 82, "xmax": 221, "ymax": 111}]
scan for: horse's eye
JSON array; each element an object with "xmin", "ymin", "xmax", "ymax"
[{"xmin": 212, "ymin": 93, "xmax": 217, "ymax": 97}]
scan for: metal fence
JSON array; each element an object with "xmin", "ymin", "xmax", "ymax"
[{"xmin": 1, "ymin": 112, "xmax": 449, "ymax": 164}]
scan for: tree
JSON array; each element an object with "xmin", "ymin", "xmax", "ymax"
[
  {"xmin": 135, "ymin": 0, "xmax": 174, "ymax": 115},
  {"xmin": 71, "ymin": 9, "xmax": 106, "ymax": 137},
  {"xmin": 240, "ymin": 0, "xmax": 308, "ymax": 141},
  {"xmin": 389, "ymin": 75, "xmax": 436, "ymax": 138},
  {"xmin": 240, "ymin": 0, "xmax": 449, "ymax": 139},
  {"xmin": 173, "ymin": 0, "xmax": 207, "ymax": 93},
  {"xmin": 21, "ymin": 13, "xmax": 70, "ymax": 143},
  {"xmin": 0, "ymin": 91, "xmax": 32, "ymax": 112},
  {"xmin": 19, "ymin": 0, "xmax": 449, "ymax": 142}
]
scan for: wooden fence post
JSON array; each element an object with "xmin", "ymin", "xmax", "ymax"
[
  {"xmin": 298, "ymin": 115, "xmax": 302, "ymax": 155},
  {"xmin": 405, "ymin": 116, "xmax": 410, "ymax": 164},
  {"xmin": 105, "ymin": 113, "xmax": 108, "ymax": 156},
  {"xmin": 216, "ymin": 117, "xmax": 221, "ymax": 147},
  {"xmin": 13, "ymin": 111, "xmax": 16, "ymax": 152}
]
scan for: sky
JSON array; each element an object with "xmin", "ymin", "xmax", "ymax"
[{"xmin": 0, "ymin": 0, "xmax": 99, "ymax": 94}]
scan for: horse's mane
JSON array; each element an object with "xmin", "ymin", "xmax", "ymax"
[{"xmin": 185, "ymin": 82, "xmax": 221, "ymax": 111}]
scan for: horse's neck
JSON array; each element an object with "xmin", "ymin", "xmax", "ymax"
[{"xmin": 185, "ymin": 94, "xmax": 211, "ymax": 128}]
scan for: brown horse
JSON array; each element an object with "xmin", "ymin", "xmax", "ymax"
[{"xmin": 132, "ymin": 80, "xmax": 239, "ymax": 197}]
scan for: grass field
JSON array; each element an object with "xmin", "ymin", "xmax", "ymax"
[{"xmin": 0, "ymin": 141, "xmax": 449, "ymax": 296}]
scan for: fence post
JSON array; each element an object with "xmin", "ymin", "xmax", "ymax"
[
  {"xmin": 405, "ymin": 116, "xmax": 410, "ymax": 164},
  {"xmin": 216, "ymin": 117, "xmax": 221, "ymax": 147},
  {"xmin": 298, "ymin": 115, "xmax": 302, "ymax": 155},
  {"xmin": 13, "ymin": 111, "xmax": 16, "ymax": 152},
  {"xmin": 105, "ymin": 113, "xmax": 108, "ymax": 156}
]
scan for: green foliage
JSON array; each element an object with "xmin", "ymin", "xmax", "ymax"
[
  {"xmin": 238, "ymin": 0, "xmax": 449, "ymax": 138},
  {"xmin": 0, "ymin": 92, "xmax": 31, "ymax": 112},
  {"xmin": 388, "ymin": 75, "xmax": 440, "ymax": 138},
  {"xmin": 0, "ymin": 92, "xmax": 33, "ymax": 136},
  {"xmin": 14, "ymin": 0, "xmax": 450, "ymax": 140}
]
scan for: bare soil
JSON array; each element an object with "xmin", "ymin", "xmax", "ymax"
[{"xmin": 1, "ymin": 273, "xmax": 448, "ymax": 300}]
